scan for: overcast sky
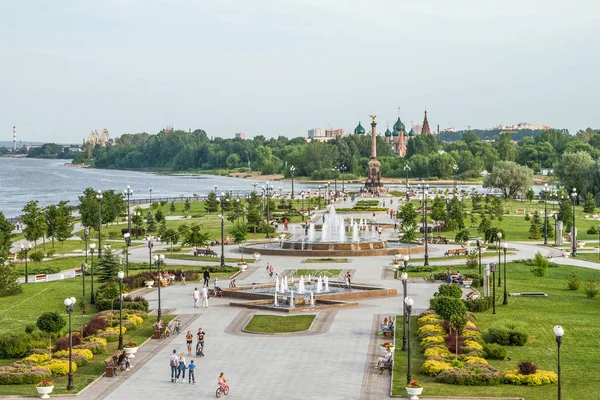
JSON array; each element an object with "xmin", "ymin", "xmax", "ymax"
[{"xmin": 1, "ymin": 0, "xmax": 599, "ymax": 143}]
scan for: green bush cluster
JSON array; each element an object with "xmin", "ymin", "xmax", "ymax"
[
  {"xmin": 435, "ymin": 284, "xmax": 463, "ymax": 299},
  {"xmin": 435, "ymin": 363, "xmax": 504, "ymax": 386},
  {"xmin": 406, "ymin": 265, "xmax": 435, "ymax": 272},
  {"xmin": 430, "ymin": 296, "xmax": 467, "ymax": 321},
  {"xmin": 585, "ymin": 278, "xmax": 599, "ymax": 298},
  {"xmin": 464, "ymin": 296, "xmax": 493, "ymax": 312},
  {"xmin": 483, "ymin": 343, "xmax": 508, "ymax": 360},
  {"xmin": 0, "ymin": 333, "xmax": 53, "ymax": 359},
  {"xmin": 0, "ymin": 361, "xmax": 51, "ymax": 385},
  {"xmin": 488, "ymin": 322, "xmax": 528, "ymax": 346},
  {"xmin": 568, "ymin": 272, "xmax": 581, "ymax": 290}
]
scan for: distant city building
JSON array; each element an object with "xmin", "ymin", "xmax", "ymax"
[
  {"xmin": 307, "ymin": 127, "xmax": 343, "ymax": 142},
  {"xmin": 490, "ymin": 122, "xmax": 551, "ymax": 131},
  {"xmin": 235, "ymin": 132, "xmax": 247, "ymax": 140}
]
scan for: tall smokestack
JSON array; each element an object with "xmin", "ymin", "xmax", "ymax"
[{"xmin": 12, "ymin": 126, "xmax": 16, "ymax": 152}]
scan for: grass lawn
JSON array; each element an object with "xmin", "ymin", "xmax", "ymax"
[
  {"xmin": 392, "ymin": 262, "xmax": 600, "ymax": 400},
  {"xmin": 301, "ymin": 258, "xmax": 349, "ymax": 263},
  {"xmin": 29, "ymin": 239, "xmax": 88, "ymax": 255},
  {"xmin": 244, "ymin": 315, "xmax": 315, "ymax": 333},
  {"xmin": 14, "ymin": 256, "xmax": 86, "ymax": 276},
  {"xmin": 292, "ymin": 269, "xmax": 342, "ymax": 277},
  {"xmin": 0, "ymin": 315, "xmax": 171, "ymax": 396},
  {"xmin": 569, "ymin": 252, "xmax": 600, "ymax": 263}
]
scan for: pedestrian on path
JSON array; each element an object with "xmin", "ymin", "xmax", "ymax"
[
  {"xmin": 176, "ymin": 352, "xmax": 187, "ymax": 382},
  {"xmin": 169, "ymin": 350, "xmax": 179, "ymax": 382},
  {"xmin": 203, "ymin": 269, "xmax": 210, "ymax": 287},
  {"xmin": 201, "ymin": 286, "xmax": 209, "ymax": 308},
  {"xmin": 188, "ymin": 360, "xmax": 196, "ymax": 384},
  {"xmin": 193, "ymin": 288, "xmax": 200, "ymax": 308},
  {"xmin": 186, "ymin": 330, "xmax": 193, "ymax": 355},
  {"xmin": 181, "ymin": 270, "xmax": 186, "ymax": 285},
  {"xmin": 197, "ymin": 328, "xmax": 206, "ymax": 357}
]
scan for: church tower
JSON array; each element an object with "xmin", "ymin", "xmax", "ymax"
[{"xmin": 422, "ymin": 110, "xmax": 431, "ymax": 135}]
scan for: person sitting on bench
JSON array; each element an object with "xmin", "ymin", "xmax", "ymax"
[
  {"xmin": 452, "ymin": 271, "xmax": 464, "ymax": 284},
  {"xmin": 376, "ymin": 349, "xmax": 393, "ymax": 368}
]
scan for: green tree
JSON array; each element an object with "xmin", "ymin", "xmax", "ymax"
[
  {"xmin": 205, "ymin": 192, "xmax": 218, "ymax": 213},
  {"xmin": 484, "ymin": 227, "xmax": 505, "ymax": 244},
  {"xmin": 0, "ymin": 260, "xmax": 22, "ymax": 297},
  {"xmin": 401, "ymin": 223, "xmax": 418, "ymax": 244},
  {"xmin": 184, "ymin": 199, "xmax": 191, "ymax": 213},
  {"xmin": 132, "ymin": 208, "xmax": 144, "ymax": 238},
  {"xmin": 163, "ymin": 229, "xmax": 179, "ymax": 253},
  {"xmin": 483, "ymin": 161, "xmax": 534, "ymax": 198},
  {"xmin": 78, "ymin": 188, "xmax": 125, "ymax": 228},
  {"xmin": 430, "ymin": 196, "xmax": 447, "ymax": 223},
  {"xmin": 583, "ymin": 192, "xmax": 596, "ymax": 214},
  {"xmin": 158, "ymin": 220, "xmax": 167, "ymax": 239},
  {"xmin": 557, "ymin": 196, "xmax": 573, "ymax": 233},
  {"xmin": 227, "ymin": 199, "xmax": 245, "ymax": 223},
  {"xmin": 155, "ymin": 209, "xmax": 165, "ymax": 223},
  {"xmin": 530, "ymin": 252, "xmax": 548, "ymax": 277},
  {"xmin": 455, "ymin": 229, "xmax": 470, "ymax": 243},
  {"xmin": 146, "ymin": 210, "xmax": 157, "ymax": 233},
  {"xmin": 0, "ymin": 212, "xmax": 14, "ymax": 258},
  {"xmin": 22, "ymin": 200, "xmax": 47, "ymax": 248},
  {"xmin": 525, "ymin": 188, "xmax": 535, "ymax": 203},
  {"xmin": 490, "ymin": 197, "xmax": 504, "ymax": 221},
  {"xmin": 398, "ymin": 202, "xmax": 419, "ymax": 227},
  {"xmin": 495, "ymin": 132, "xmax": 517, "ymax": 162},
  {"xmin": 246, "ymin": 203, "xmax": 262, "ymax": 233},
  {"xmin": 182, "ymin": 224, "xmax": 210, "ymax": 253},
  {"xmin": 446, "ymin": 197, "xmax": 465, "ymax": 230},
  {"xmin": 55, "ymin": 201, "xmax": 74, "ymax": 244},
  {"xmin": 554, "ymin": 151, "xmax": 593, "ymax": 195},
  {"xmin": 529, "ymin": 211, "xmax": 541, "ymax": 239},
  {"xmin": 169, "ymin": 201, "xmax": 176, "ymax": 213},
  {"xmin": 478, "ymin": 216, "xmax": 492, "ymax": 237},
  {"xmin": 97, "ymin": 246, "xmax": 120, "ymax": 283}
]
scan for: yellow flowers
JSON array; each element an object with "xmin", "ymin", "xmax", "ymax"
[
  {"xmin": 424, "ymin": 346, "xmax": 451, "ymax": 358},
  {"xmin": 421, "ymin": 359, "xmax": 453, "ymax": 376},
  {"xmin": 43, "ymin": 359, "xmax": 77, "ymax": 376},
  {"xmin": 23, "ymin": 353, "xmax": 51, "ymax": 364},
  {"xmin": 421, "ymin": 335, "xmax": 445, "ymax": 347},
  {"xmin": 418, "ymin": 324, "xmax": 445, "ymax": 336},
  {"xmin": 464, "ymin": 340, "xmax": 484, "ymax": 351},
  {"xmin": 105, "ymin": 326, "xmax": 126, "ymax": 334},
  {"xmin": 127, "ymin": 314, "xmax": 144, "ymax": 325},
  {"xmin": 54, "ymin": 349, "xmax": 93, "ymax": 361},
  {"xmin": 504, "ymin": 370, "xmax": 558, "ymax": 386},
  {"xmin": 87, "ymin": 336, "xmax": 108, "ymax": 346},
  {"xmin": 418, "ymin": 314, "xmax": 442, "ymax": 326}
]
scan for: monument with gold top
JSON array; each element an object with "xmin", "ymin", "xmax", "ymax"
[{"xmin": 365, "ymin": 114, "xmax": 382, "ymax": 191}]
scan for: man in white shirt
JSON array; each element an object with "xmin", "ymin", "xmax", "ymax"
[
  {"xmin": 201, "ymin": 286, "xmax": 209, "ymax": 308},
  {"xmin": 193, "ymin": 288, "xmax": 200, "ymax": 308},
  {"xmin": 169, "ymin": 350, "xmax": 179, "ymax": 382}
]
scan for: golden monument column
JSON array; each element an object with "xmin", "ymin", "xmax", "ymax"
[{"xmin": 366, "ymin": 114, "xmax": 382, "ymax": 190}]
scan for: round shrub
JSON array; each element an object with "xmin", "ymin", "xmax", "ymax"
[
  {"xmin": 0, "ymin": 364, "xmax": 51, "ymax": 384},
  {"xmin": 435, "ymin": 363, "xmax": 503, "ymax": 385},
  {"xmin": 105, "ymin": 326, "xmax": 126, "ymax": 334},
  {"xmin": 424, "ymin": 346, "xmax": 451, "ymax": 358},
  {"xmin": 462, "ymin": 329, "xmax": 482, "ymax": 338},
  {"xmin": 509, "ymin": 330, "xmax": 528, "ymax": 346},
  {"xmin": 54, "ymin": 349, "xmax": 93, "ymax": 361},
  {"xmin": 435, "ymin": 284, "xmax": 463, "ymax": 299},
  {"xmin": 85, "ymin": 336, "xmax": 107, "ymax": 346},
  {"xmin": 127, "ymin": 314, "xmax": 144, "ymax": 325},
  {"xmin": 421, "ymin": 336, "xmax": 445, "ymax": 347},
  {"xmin": 421, "ymin": 359, "xmax": 453, "ymax": 376},
  {"xmin": 483, "ymin": 343, "xmax": 507, "ymax": 360},
  {"xmin": 52, "ymin": 352, "xmax": 89, "ymax": 367},
  {"xmin": 43, "ymin": 359, "xmax": 77, "ymax": 376},
  {"xmin": 55, "ymin": 334, "xmax": 82, "ymax": 351},
  {"xmin": 96, "ymin": 330, "xmax": 119, "ymax": 342},
  {"xmin": 418, "ymin": 324, "xmax": 445, "ymax": 337},
  {"xmin": 74, "ymin": 342, "xmax": 106, "ymax": 354},
  {"xmin": 25, "ymin": 324, "xmax": 36, "ymax": 334},
  {"xmin": 82, "ymin": 315, "xmax": 108, "ymax": 338},
  {"xmin": 36, "ymin": 312, "xmax": 66, "ymax": 335},
  {"xmin": 0, "ymin": 336, "xmax": 30, "ymax": 358},
  {"xmin": 23, "ymin": 353, "xmax": 51, "ymax": 365},
  {"xmin": 568, "ymin": 272, "xmax": 581, "ymax": 290},
  {"xmin": 121, "ymin": 320, "xmax": 137, "ymax": 331},
  {"xmin": 465, "ymin": 356, "xmax": 488, "ymax": 365},
  {"xmin": 430, "ymin": 296, "xmax": 467, "ymax": 321},
  {"xmin": 518, "ymin": 360, "xmax": 537, "ymax": 375},
  {"xmin": 464, "ymin": 340, "xmax": 484, "ymax": 351}
]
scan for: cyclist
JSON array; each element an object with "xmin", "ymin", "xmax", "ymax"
[{"xmin": 218, "ymin": 372, "xmax": 227, "ymax": 389}]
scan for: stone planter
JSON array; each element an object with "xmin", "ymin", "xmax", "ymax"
[
  {"xmin": 145, "ymin": 280, "xmax": 154, "ymax": 288},
  {"xmin": 253, "ymin": 253, "xmax": 261, "ymax": 261},
  {"xmin": 238, "ymin": 263, "xmax": 248, "ymax": 271},
  {"xmin": 36, "ymin": 386, "xmax": 54, "ymax": 399},
  {"xmin": 123, "ymin": 346, "xmax": 138, "ymax": 358},
  {"xmin": 462, "ymin": 280, "xmax": 473, "ymax": 288},
  {"xmin": 406, "ymin": 387, "xmax": 423, "ymax": 400}
]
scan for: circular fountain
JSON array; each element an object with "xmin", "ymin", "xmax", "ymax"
[{"xmin": 244, "ymin": 205, "xmax": 422, "ymax": 256}]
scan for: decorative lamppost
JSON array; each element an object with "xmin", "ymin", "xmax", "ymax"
[
  {"xmin": 146, "ymin": 236, "xmax": 155, "ymax": 273},
  {"xmin": 453, "ymin": 164, "xmax": 459, "ymax": 192},
  {"xmin": 153, "ymin": 254, "xmax": 165, "ymax": 321},
  {"xmin": 89, "ymin": 243, "xmax": 96, "ymax": 304},
  {"xmin": 301, "ymin": 192, "xmax": 305, "ymax": 221},
  {"xmin": 476, "ymin": 239, "xmax": 482, "ymax": 275},
  {"xmin": 554, "ymin": 325, "xmax": 564, "ymax": 400},
  {"xmin": 491, "ymin": 262, "xmax": 496, "ymax": 315},
  {"xmin": 82, "ymin": 229, "xmax": 88, "ymax": 297},
  {"xmin": 332, "ymin": 167, "xmax": 338, "ymax": 194},
  {"xmin": 290, "ymin": 165, "xmax": 295, "ymax": 199},
  {"xmin": 571, "ymin": 188, "xmax": 577, "ymax": 257},
  {"xmin": 218, "ymin": 193, "xmax": 228, "ymax": 266},
  {"xmin": 20, "ymin": 242, "xmax": 32, "ymax": 283},
  {"xmin": 123, "ymin": 233, "xmax": 131, "ymax": 277},
  {"xmin": 64, "ymin": 296, "xmax": 76, "ymax": 390},
  {"xmin": 124, "ymin": 185, "xmax": 133, "ymax": 236},
  {"xmin": 497, "ymin": 232, "xmax": 502, "ymax": 287},
  {"xmin": 418, "ymin": 184, "xmax": 430, "ymax": 266},
  {"xmin": 340, "ymin": 165, "xmax": 346, "ymax": 193},
  {"xmin": 262, "ymin": 182, "xmax": 274, "ymax": 238},
  {"xmin": 400, "ymin": 272, "xmax": 408, "ymax": 351},
  {"xmin": 148, "ymin": 187, "xmax": 153, "ymax": 203},
  {"xmin": 543, "ymin": 183, "xmax": 549, "ymax": 245},
  {"xmin": 404, "ymin": 296, "xmax": 414, "ymax": 385},
  {"xmin": 96, "ymin": 190, "xmax": 103, "ymax": 258},
  {"xmin": 403, "ymin": 254, "xmax": 409, "ymax": 271},
  {"xmin": 117, "ymin": 271, "xmax": 124, "ymax": 350},
  {"xmin": 404, "ymin": 165, "xmax": 411, "ymax": 201},
  {"xmin": 502, "ymin": 241, "xmax": 508, "ymax": 305}
]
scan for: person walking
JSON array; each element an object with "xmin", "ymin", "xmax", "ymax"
[
  {"xmin": 186, "ymin": 330, "xmax": 193, "ymax": 355},
  {"xmin": 193, "ymin": 288, "xmax": 200, "ymax": 308},
  {"xmin": 169, "ymin": 350, "xmax": 179, "ymax": 382},
  {"xmin": 180, "ymin": 270, "xmax": 186, "ymax": 285},
  {"xmin": 201, "ymin": 286, "xmax": 209, "ymax": 308},
  {"xmin": 203, "ymin": 269, "xmax": 210, "ymax": 287},
  {"xmin": 197, "ymin": 328, "xmax": 206, "ymax": 357},
  {"xmin": 176, "ymin": 352, "xmax": 187, "ymax": 382},
  {"xmin": 188, "ymin": 360, "xmax": 196, "ymax": 384}
]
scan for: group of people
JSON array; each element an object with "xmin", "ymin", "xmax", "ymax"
[
  {"xmin": 169, "ymin": 328, "xmax": 215, "ymax": 386},
  {"xmin": 380, "ymin": 316, "xmax": 394, "ymax": 333},
  {"xmin": 444, "ymin": 267, "xmax": 464, "ymax": 284},
  {"xmin": 112, "ymin": 349, "xmax": 132, "ymax": 370}
]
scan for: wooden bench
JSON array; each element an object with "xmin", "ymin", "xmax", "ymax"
[
  {"xmin": 379, "ymin": 358, "xmax": 393, "ymax": 375},
  {"xmin": 444, "ymin": 248, "xmax": 468, "ymax": 257},
  {"xmin": 104, "ymin": 357, "xmax": 124, "ymax": 377},
  {"xmin": 35, "ymin": 274, "xmax": 47, "ymax": 282},
  {"xmin": 74, "ymin": 269, "xmax": 82, "ymax": 277},
  {"xmin": 195, "ymin": 248, "xmax": 217, "ymax": 257}
]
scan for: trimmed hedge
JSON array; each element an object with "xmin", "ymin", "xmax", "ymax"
[{"xmin": 464, "ymin": 296, "xmax": 493, "ymax": 312}]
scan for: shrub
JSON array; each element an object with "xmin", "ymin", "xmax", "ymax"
[
  {"xmin": 435, "ymin": 363, "xmax": 504, "ymax": 385},
  {"xmin": 567, "ymin": 271, "xmax": 581, "ymax": 290},
  {"xmin": 464, "ymin": 340, "xmax": 484, "ymax": 351},
  {"xmin": 23, "ymin": 353, "xmax": 51, "ymax": 365},
  {"xmin": 54, "ymin": 348, "xmax": 93, "ymax": 361},
  {"xmin": 509, "ymin": 330, "xmax": 529, "ymax": 346},
  {"xmin": 36, "ymin": 312, "xmax": 66, "ymax": 335},
  {"xmin": 424, "ymin": 346, "xmax": 451, "ymax": 358},
  {"xmin": 51, "ymin": 352, "xmax": 89, "ymax": 367},
  {"xmin": 518, "ymin": 360, "xmax": 537, "ymax": 375},
  {"xmin": 127, "ymin": 314, "xmax": 144, "ymax": 325},
  {"xmin": 29, "ymin": 251, "xmax": 45, "ymax": 263},
  {"xmin": 105, "ymin": 326, "xmax": 126, "ymax": 334},
  {"xmin": 406, "ymin": 265, "xmax": 435, "ymax": 272},
  {"xmin": 418, "ymin": 314, "xmax": 441, "ymax": 326},
  {"xmin": 504, "ymin": 370, "xmax": 558, "ymax": 386},
  {"xmin": 488, "ymin": 326, "xmax": 510, "ymax": 345},
  {"xmin": 462, "ymin": 329, "xmax": 482, "ymax": 339},
  {"xmin": 0, "ymin": 364, "xmax": 51, "ymax": 384},
  {"xmin": 530, "ymin": 252, "xmax": 548, "ymax": 277},
  {"xmin": 464, "ymin": 296, "xmax": 493, "ymax": 312},
  {"xmin": 465, "ymin": 356, "xmax": 488, "ymax": 365},
  {"xmin": 483, "ymin": 343, "xmax": 507, "ymax": 360},
  {"xmin": 585, "ymin": 278, "xmax": 599, "ymax": 298},
  {"xmin": 54, "ymin": 334, "xmax": 82, "ymax": 351},
  {"xmin": 488, "ymin": 322, "xmax": 528, "ymax": 346},
  {"xmin": 25, "ymin": 324, "xmax": 36, "ymax": 334},
  {"xmin": 73, "ymin": 342, "xmax": 106, "ymax": 354},
  {"xmin": 421, "ymin": 336, "xmax": 446, "ymax": 346},
  {"xmin": 85, "ymin": 336, "xmax": 107, "ymax": 346},
  {"xmin": 446, "ymin": 331, "xmax": 465, "ymax": 354},
  {"xmin": 430, "ymin": 296, "xmax": 467, "ymax": 321},
  {"xmin": 418, "ymin": 324, "xmax": 445, "ymax": 337},
  {"xmin": 43, "ymin": 359, "xmax": 77, "ymax": 376},
  {"xmin": 435, "ymin": 284, "xmax": 463, "ymax": 299},
  {"xmin": 421, "ymin": 359, "xmax": 453, "ymax": 376},
  {"xmin": 96, "ymin": 330, "xmax": 119, "ymax": 342},
  {"xmin": 587, "ymin": 225, "xmax": 598, "ymax": 234},
  {"xmin": 82, "ymin": 315, "xmax": 108, "ymax": 337}
]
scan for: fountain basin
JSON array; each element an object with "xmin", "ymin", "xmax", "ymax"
[
  {"xmin": 242, "ymin": 242, "xmax": 423, "ymax": 257},
  {"xmin": 231, "ymin": 298, "xmax": 358, "ymax": 313}
]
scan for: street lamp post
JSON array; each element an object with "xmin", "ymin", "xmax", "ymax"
[
  {"xmin": 83, "ymin": 229, "xmax": 88, "ymax": 298},
  {"xmin": 404, "ymin": 165, "xmax": 411, "ymax": 201},
  {"xmin": 453, "ymin": 165, "xmax": 459, "ymax": 192},
  {"xmin": 571, "ymin": 188, "xmax": 577, "ymax": 257},
  {"xmin": 290, "ymin": 165, "xmax": 295, "ymax": 199},
  {"xmin": 146, "ymin": 237, "xmax": 155, "ymax": 273},
  {"xmin": 403, "ymin": 254, "xmax": 409, "ymax": 271},
  {"xmin": 476, "ymin": 239, "xmax": 482, "ymax": 275},
  {"xmin": 301, "ymin": 192, "xmax": 305, "ymax": 221},
  {"xmin": 96, "ymin": 190, "xmax": 103, "ymax": 258},
  {"xmin": 124, "ymin": 185, "xmax": 133, "ymax": 237},
  {"xmin": 340, "ymin": 165, "xmax": 346, "ymax": 194},
  {"xmin": 217, "ymin": 193, "xmax": 229, "ymax": 266},
  {"xmin": 502, "ymin": 242, "xmax": 508, "ymax": 305},
  {"xmin": 554, "ymin": 325, "xmax": 564, "ymax": 400},
  {"xmin": 497, "ymin": 232, "xmax": 502, "ymax": 287},
  {"xmin": 148, "ymin": 187, "xmax": 153, "ymax": 203},
  {"xmin": 262, "ymin": 183, "xmax": 274, "ymax": 238},
  {"xmin": 153, "ymin": 254, "xmax": 165, "ymax": 321},
  {"xmin": 401, "ymin": 272, "xmax": 408, "ymax": 351},
  {"xmin": 491, "ymin": 263, "xmax": 496, "ymax": 314},
  {"xmin": 544, "ymin": 184, "xmax": 549, "ymax": 245},
  {"xmin": 64, "ymin": 296, "xmax": 76, "ymax": 390},
  {"xmin": 89, "ymin": 243, "xmax": 96, "ymax": 304},
  {"xmin": 20, "ymin": 242, "xmax": 32, "ymax": 283},
  {"xmin": 405, "ymin": 297, "xmax": 414, "ymax": 385},
  {"xmin": 419, "ymin": 184, "xmax": 430, "ymax": 266},
  {"xmin": 333, "ymin": 167, "xmax": 338, "ymax": 194},
  {"xmin": 117, "ymin": 271, "xmax": 124, "ymax": 350},
  {"xmin": 123, "ymin": 233, "xmax": 131, "ymax": 277}
]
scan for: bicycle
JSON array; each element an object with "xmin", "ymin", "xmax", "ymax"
[{"xmin": 215, "ymin": 383, "xmax": 229, "ymax": 398}]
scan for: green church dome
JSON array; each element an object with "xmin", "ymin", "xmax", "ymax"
[
  {"xmin": 354, "ymin": 121, "xmax": 365, "ymax": 135},
  {"xmin": 384, "ymin": 128, "xmax": 392, "ymax": 137},
  {"xmin": 392, "ymin": 129, "xmax": 399, "ymax": 137},
  {"xmin": 393, "ymin": 117, "xmax": 405, "ymax": 133},
  {"xmin": 408, "ymin": 128, "xmax": 416, "ymax": 137}
]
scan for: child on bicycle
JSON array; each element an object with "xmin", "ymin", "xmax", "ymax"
[{"xmin": 218, "ymin": 372, "xmax": 227, "ymax": 389}]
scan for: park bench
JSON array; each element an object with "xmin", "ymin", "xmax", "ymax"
[
  {"xmin": 379, "ymin": 357, "xmax": 393, "ymax": 375},
  {"xmin": 444, "ymin": 248, "xmax": 468, "ymax": 257},
  {"xmin": 74, "ymin": 269, "xmax": 82, "ymax": 276},
  {"xmin": 35, "ymin": 274, "xmax": 47, "ymax": 282},
  {"xmin": 104, "ymin": 357, "xmax": 125, "ymax": 377},
  {"xmin": 515, "ymin": 208, "xmax": 526, "ymax": 214},
  {"xmin": 195, "ymin": 248, "xmax": 217, "ymax": 257}
]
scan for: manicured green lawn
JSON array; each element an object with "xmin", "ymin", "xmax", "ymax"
[
  {"xmin": 292, "ymin": 269, "xmax": 342, "ymax": 277},
  {"xmin": 301, "ymin": 258, "xmax": 349, "ymax": 263},
  {"xmin": 570, "ymin": 252, "xmax": 600, "ymax": 263},
  {"xmin": 28, "ymin": 239, "xmax": 88, "ymax": 255},
  {"xmin": 392, "ymin": 262, "xmax": 600, "ymax": 400},
  {"xmin": 14, "ymin": 256, "xmax": 86, "ymax": 276},
  {"xmin": 244, "ymin": 315, "xmax": 315, "ymax": 333}
]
